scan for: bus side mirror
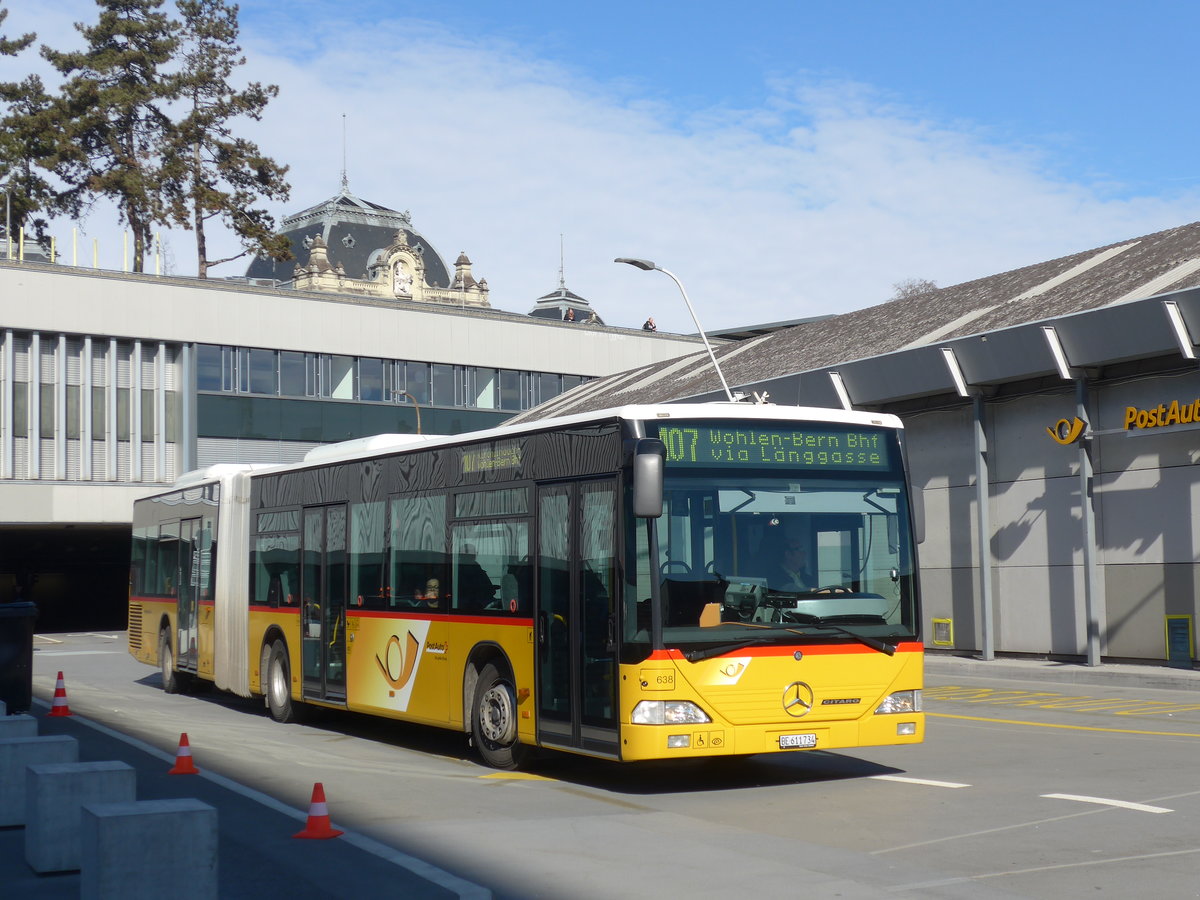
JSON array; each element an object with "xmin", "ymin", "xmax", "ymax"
[{"xmin": 633, "ymin": 439, "xmax": 665, "ymax": 518}]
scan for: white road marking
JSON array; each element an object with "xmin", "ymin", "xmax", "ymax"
[
  {"xmin": 1040, "ymin": 793, "xmax": 1172, "ymax": 813},
  {"xmin": 870, "ymin": 774, "xmax": 971, "ymax": 789}
]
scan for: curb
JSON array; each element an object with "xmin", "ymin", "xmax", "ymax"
[{"xmin": 925, "ymin": 653, "xmax": 1199, "ymax": 693}]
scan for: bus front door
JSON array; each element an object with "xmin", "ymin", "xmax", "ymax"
[
  {"xmin": 536, "ymin": 479, "xmax": 619, "ymax": 758},
  {"xmin": 176, "ymin": 518, "xmax": 201, "ymax": 674},
  {"xmin": 301, "ymin": 505, "xmax": 348, "ymax": 704}
]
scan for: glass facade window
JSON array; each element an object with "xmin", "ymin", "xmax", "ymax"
[
  {"xmin": 432, "ymin": 364, "xmax": 455, "ymax": 407},
  {"xmin": 327, "ymin": 355, "xmax": 354, "ymax": 399},
  {"xmin": 141, "ymin": 388, "xmax": 155, "ymax": 435},
  {"xmin": 11, "ymin": 384, "xmax": 27, "ymax": 438},
  {"xmin": 463, "ymin": 367, "xmax": 492, "ymax": 408},
  {"xmin": 537, "ymin": 373, "xmax": 561, "ymax": 406},
  {"xmin": 235, "ymin": 347, "xmax": 250, "ymax": 393},
  {"xmin": 279, "ymin": 351, "xmax": 306, "ymax": 397},
  {"xmin": 499, "ymin": 369, "xmax": 521, "ymax": 410},
  {"xmin": 196, "ymin": 344, "xmax": 222, "ymax": 391},
  {"xmin": 359, "ymin": 358, "xmax": 385, "ymax": 402},
  {"xmin": 116, "ymin": 388, "xmax": 130, "ymax": 440},
  {"xmin": 39, "ymin": 384, "xmax": 54, "ymax": 438},
  {"xmin": 247, "ymin": 348, "xmax": 278, "ymax": 395},
  {"xmin": 66, "ymin": 384, "xmax": 81, "ymax": 439},
  {"xmin": 193, "ymin": 344, "xmax": 589, "ymax": 412},
  {"xmin": 406, "ymin": 362, "xmax": 431, "ymax": 405}
]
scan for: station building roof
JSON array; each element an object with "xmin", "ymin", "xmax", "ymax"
[{"xmin": 512, "ymin": 220, "xmax": 1200, "ymax": 421}]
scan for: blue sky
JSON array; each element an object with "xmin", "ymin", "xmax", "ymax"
[{"xmin": 4, "ymin": 0, "xmax": 1199, "ymax": 332}]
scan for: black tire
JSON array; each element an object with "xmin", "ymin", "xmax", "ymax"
[
  {"xmin": 159, "ymin": 629, "xmax": 180, "ymax": 694},
  {"xmin": 265, "ymin": 639, "xmax": 300, "ymax": 723},
  {"xmin": 471, "ymin": 662, "xmax": 527, "ymax": 769}
]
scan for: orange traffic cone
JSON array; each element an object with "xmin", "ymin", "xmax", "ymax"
[
  {"xmin": 293, "ymin": 782, "xmax": 344, "ymax": 839},
  {"xmin": 47, "ymin": 671, "xmax": 72, "ymax": 717},
  {"xmin": 168, "ymin": 732, "xmax": 200, "ymax": 775}
]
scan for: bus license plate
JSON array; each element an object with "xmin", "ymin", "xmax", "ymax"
[{"xmin": 779, "ymin": 733, "xmax": 817, "ymax": 749}]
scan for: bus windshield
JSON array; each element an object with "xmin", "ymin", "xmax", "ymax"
[{"xmin": 627, "ymin": 424, "xmax": 919, "ymax": 654}]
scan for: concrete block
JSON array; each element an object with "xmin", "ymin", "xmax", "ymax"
[
  {"xmin": 25, "ymin": 761, "xmax": 137, "ymax": 873},
  {"xmin": 0, "ymin": 713, "xmax": 37, "ymax": 739},
  {"xmin": 0, "ymin": 734, "xmax": 78, "ymax": 825},
  {"xmin": 81, "ymin": 799, "xmax": 218, "ymax": 900}
]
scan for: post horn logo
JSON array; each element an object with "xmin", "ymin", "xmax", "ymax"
[
  {"xmin": 1047, "ymin": 416, "xmax": 1087, "ymax": 445},
  {"xmin": 376, "ymin": 632, "xmax": 420, "ymax": 690}
]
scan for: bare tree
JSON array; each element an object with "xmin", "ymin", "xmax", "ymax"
[{"xmin": 890, "ymin": 277, "xmax": 939, "ymax": 302}]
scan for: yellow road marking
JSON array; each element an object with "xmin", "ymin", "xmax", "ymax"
[
  {"xmin": 924, "ymin": 686, "xmax": 1200, "ymax": 716},
  {"xmin": 929, "ymin": 711, "xmax": 1200, "ymax": 738},
  {"xmin": 479, "ymin": 772, "xmax": 557, "ymax": 781}
]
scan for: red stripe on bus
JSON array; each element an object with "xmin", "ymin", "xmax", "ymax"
[{"xmin": 646, "ymin": 641, "xmax": 924, "ymax": 660}]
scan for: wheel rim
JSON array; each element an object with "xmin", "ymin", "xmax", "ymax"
[
  {"xmin": 160, "ymin": 635, "xmax": 172, "ymax": 681},
  {"xmin": 479, "ymin": 683, "xmax": 516, "ymax": 746},
  {"xmin": 270, "ymin": 655, "xmax": 289, "ymax": 709}
]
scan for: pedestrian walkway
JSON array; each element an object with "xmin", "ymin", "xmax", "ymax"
[
  {"xmin": 1, "ymin": 699, "xmax": 489, "ymax": 899},
  {"xmin": 926, "ymin": 651, "xmax": 1198, "ymax": 692}
]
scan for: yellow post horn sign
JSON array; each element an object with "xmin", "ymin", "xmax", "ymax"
[{"xmin": 1047, "ymin": 416, "xmax": 1087, "ymax": 445}]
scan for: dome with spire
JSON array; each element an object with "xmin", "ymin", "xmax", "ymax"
[
  {"xmin": 243, "ymin": 184, "xmax": 490, "ymax": 309},
  {"xmin": 527, "ymin": 241, "xmax": 605, "ymax": 324},
  {"xmin": 528, "ymin": 283, "xmax": 604, "ymax": 324},
  {"xmin": 244, "ymin": 186, "xmax": 453, "ymax": 289}
]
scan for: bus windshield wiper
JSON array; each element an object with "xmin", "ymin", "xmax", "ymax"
[
  {"xmin": 805, "ymin": 622, "xmax": 896, "ymax": 656},
  {"xmin": 682, "ymin": 637, "xmax": 775, "ymax": 663}
]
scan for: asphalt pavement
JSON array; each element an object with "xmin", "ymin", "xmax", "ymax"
[
  {"xmin": 1, "ymin": 695, "xmax": 488, "ymax": 899},
  {"xmin": 2, "ymin": 648, "xmax": 1196, "ymax": 899}
]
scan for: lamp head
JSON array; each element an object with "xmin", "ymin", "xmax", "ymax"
[{"xmin": 614, "ymin": 257, "xmax": 656, "ymax": 271}]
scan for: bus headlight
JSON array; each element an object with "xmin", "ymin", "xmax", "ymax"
[
  {"xmin": 875, "ymin": 690, "xmax": 922, "ymax": 714},
  {"xmin": 632, "ymin": 700, "xmax": 712, "ymax": 725}
]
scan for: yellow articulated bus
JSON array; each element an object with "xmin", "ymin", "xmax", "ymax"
[{"xmin": 129, "ymin": 403, "xmax": 924, "ymax": 768}]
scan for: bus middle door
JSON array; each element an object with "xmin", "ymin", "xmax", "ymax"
[
  {"xmin": 536, "ymin": 479, "xmax": 619, "ymax": 758},
  {"xmin": 176, "ymin": 517, "xmax": 201, "ymax": 674},
  {"xmin": 301, "ymin": 505, "xmax": 348, "ymax": 704}
]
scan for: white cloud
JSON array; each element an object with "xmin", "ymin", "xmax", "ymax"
[{"xmin": 3, "ymin": 2, "xmax": 1198, "ymax": 334}]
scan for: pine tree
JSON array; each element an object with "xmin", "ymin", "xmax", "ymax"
[
  {"xmin": 0, "ymin": 6, "xmax": 33, "ymax": 56},
  {"xmin": 164, "ymin": 0, "xmax": 290, "ymax": 277},
  {"xmin": 41, "ymin": 0, "xmax": 180, "ymax": 272},
  {"xmin": 0, "ymin": 5, "xmax": 55, "ymax": 247}
]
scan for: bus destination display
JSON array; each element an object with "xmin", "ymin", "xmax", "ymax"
[{"xmin": 657, "ymin": 424, "xmax": 891, "ymax": 471}]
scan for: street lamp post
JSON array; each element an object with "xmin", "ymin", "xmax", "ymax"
[
  {"xmin": 394, "ymin": 390, "xmax": 422, "ymax": 434},
  {"xmin": 614, "ymin": 257, "xmax": 735, "ymax": 402}
]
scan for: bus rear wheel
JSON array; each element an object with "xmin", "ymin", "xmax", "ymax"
[
  {"xmin": 159, "ymin": 630, "xmax": 180, "ymax": 694},
  {"xmin": 265, "ymin": 639, "xmax": 300, "ymax": 723},
  {"xmin": 471, "ymin": 662, "xmax": 527, "ymax": 769}
]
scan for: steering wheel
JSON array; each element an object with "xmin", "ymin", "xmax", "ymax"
[
  {"xmin": 814, "ymin": 585, "xmax": 853, "ymax": 594},
  {"xmin": 660, "ymin": 560, "xmax": 691, "ymax": 575}
]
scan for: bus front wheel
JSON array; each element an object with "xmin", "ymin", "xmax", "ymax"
[
  {"xmin": 159, "ymin": 630, "xmax": 180, "ymax": 694},
  {"xmin": 265, "ymin": 639, "xmax": 299, "ymax": 723},
  {"xmin": 471, "ymin": 662, "xmax": 527, "ymax": 770}
]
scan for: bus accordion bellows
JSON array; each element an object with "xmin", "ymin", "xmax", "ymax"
[{"xmin": 129, "ymin": 403, "xmax": 924, "ymax": 768}]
